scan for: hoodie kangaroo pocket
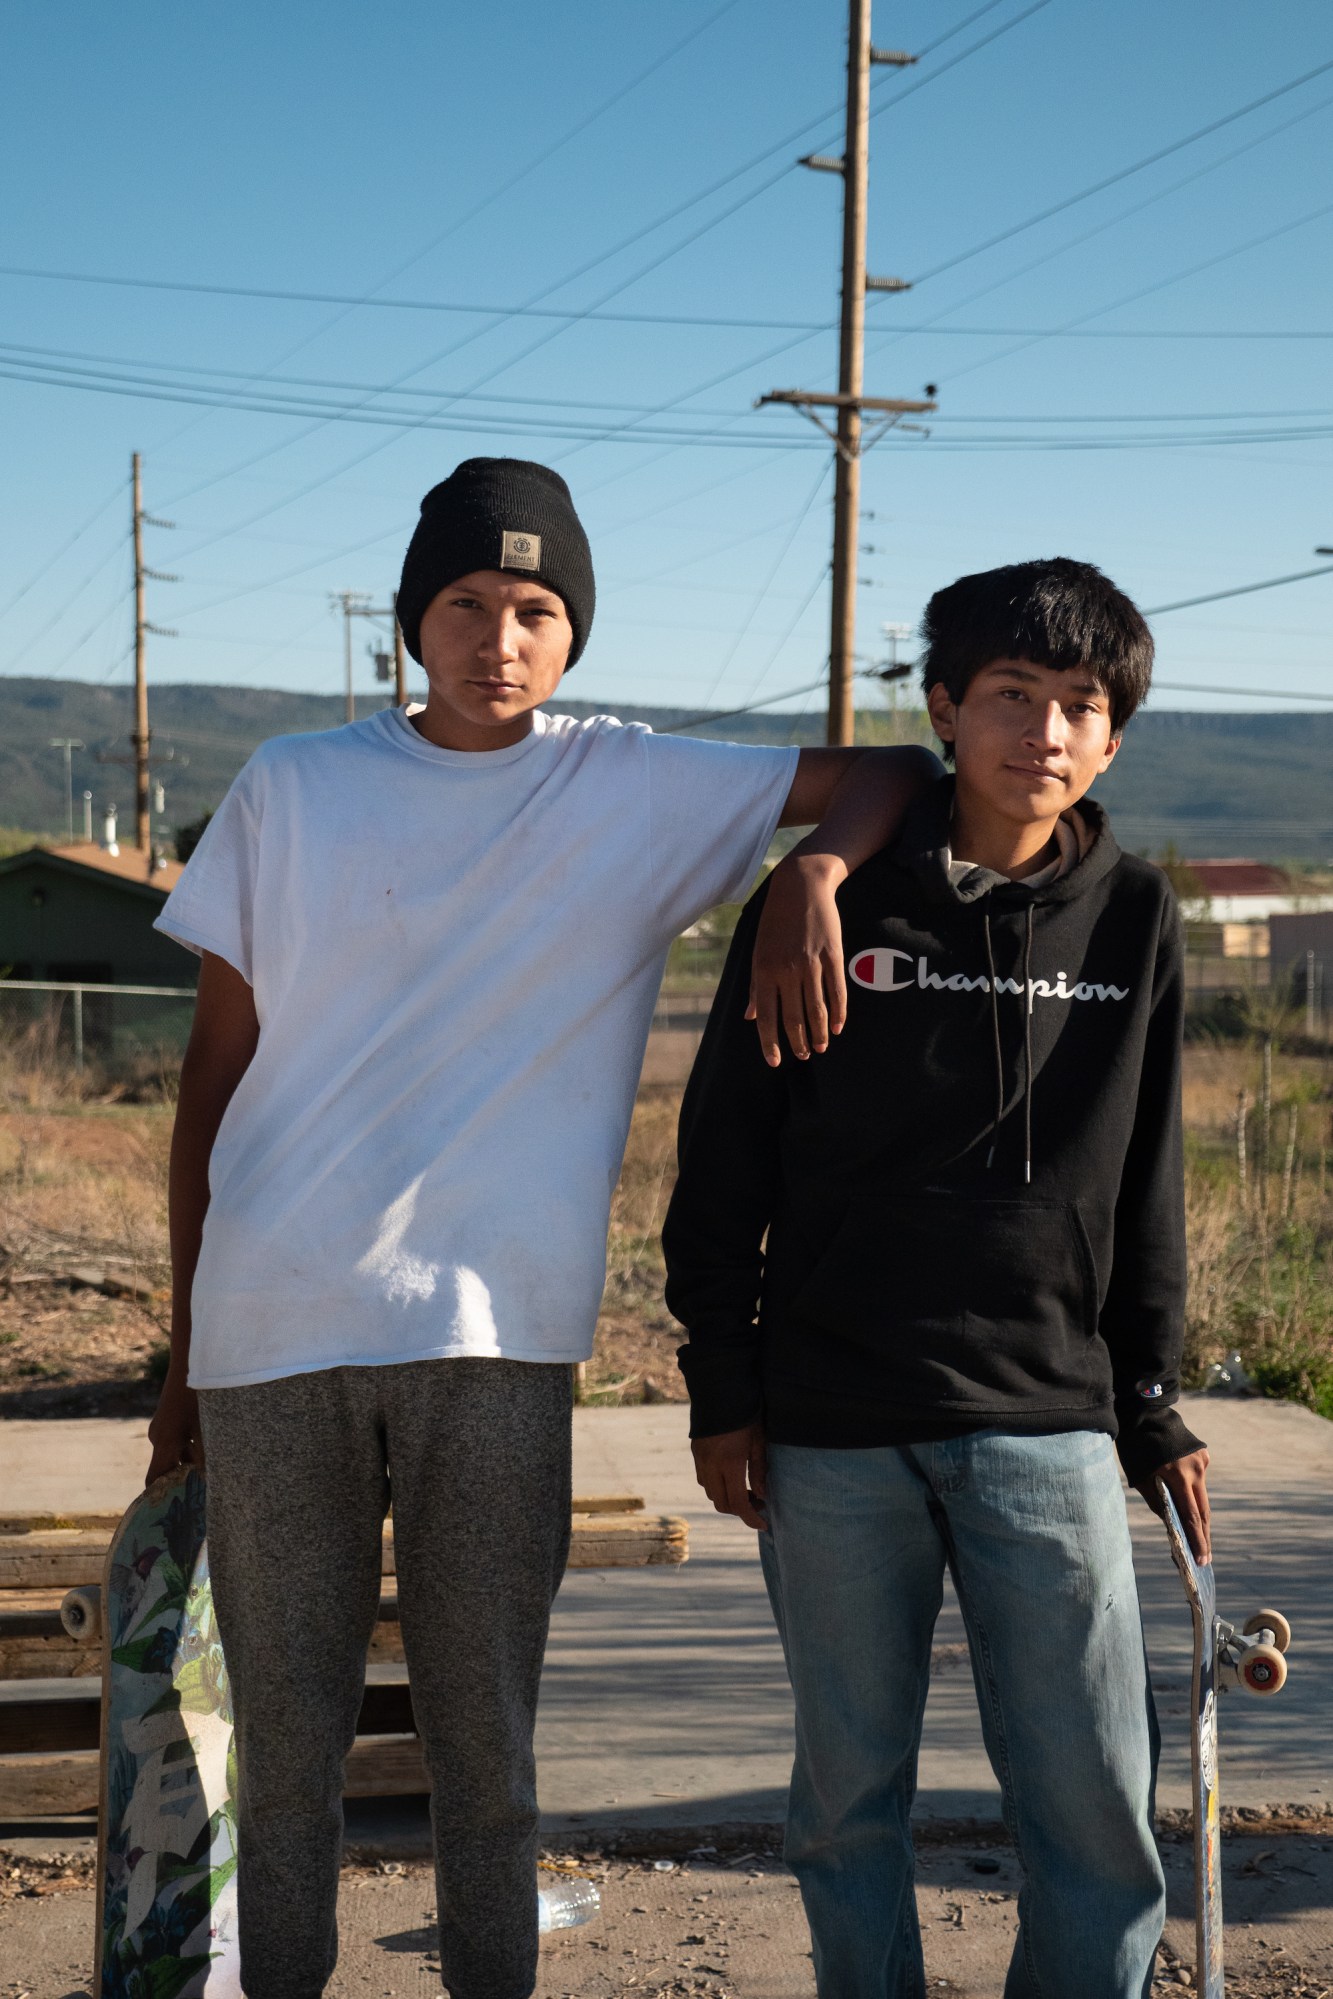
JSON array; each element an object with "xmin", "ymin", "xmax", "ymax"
[{"xmin": 783, "ymin": 1193, "xmax": 1100, "ymax": 1413}]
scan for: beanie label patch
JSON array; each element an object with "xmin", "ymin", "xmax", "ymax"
[{"xmin": 500, "ymin": 529, "xmax": 541, "ymax": 573}]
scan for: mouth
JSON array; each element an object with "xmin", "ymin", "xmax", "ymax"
[
  {"xmin": 467, "ymin": 680, "xmax": 523, "ymax": 696},
  {"xmin": 1005, "ymin": 764, "xmax": 1065, "ymax": 784}
]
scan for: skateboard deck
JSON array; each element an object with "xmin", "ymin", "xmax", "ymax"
[
  {"xmin": 1158, "ymin": 1479, "xmax": 1223, "ymax": 1999},
  {"xmin": 1157, "ymin": 1478, "xmax": 1291, "ymax": 1999},
  {"xmin": 94, "ymin": 1466, "xmax": 239, "ymax": 1998}
]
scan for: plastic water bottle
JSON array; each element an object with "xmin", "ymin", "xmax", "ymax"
[{"xmin": 537, "ymin": 1878, "xmax": 601, "ymax": 1932}]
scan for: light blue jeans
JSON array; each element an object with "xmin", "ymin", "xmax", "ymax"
[{"xmin": 758, "ymin": 1431, "xmax": 1164, "ymax": 1999}]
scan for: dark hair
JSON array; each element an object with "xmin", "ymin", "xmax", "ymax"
[{"xmin": 919, "ymin": 557, "xmax": 1152, "ymax": 740}]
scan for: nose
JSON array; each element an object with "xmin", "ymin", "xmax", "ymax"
[
  {"xmin": 1024, "ymin": 699, "xmax": 1067, "ymax": 753},
  {"xmin": 477, "ymin": 608, "xmax": 521, "ymax": 665}
]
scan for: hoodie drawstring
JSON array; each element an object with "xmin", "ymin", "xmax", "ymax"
[
  {"xmin": 983, "ymin": 913, "xmax": 1003, "ymax": 1170},
  {"xmin": 1022, "ymin": 902, "xmax": 1035, "ymax": 1186},
  {"xmin": 981, "ymin": 902, "xmax": 1037, "ymax": 1182}
]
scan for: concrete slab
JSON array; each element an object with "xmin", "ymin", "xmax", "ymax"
[{"xmin": 1, "ymin": 1394, "xmax": 1329, "ymax": 1843}]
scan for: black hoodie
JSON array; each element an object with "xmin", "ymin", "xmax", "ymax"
[{"xmin": 663, "ymin": 777, "xmax": 1204, "ymax": 1485}]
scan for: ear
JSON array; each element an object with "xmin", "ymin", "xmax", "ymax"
[
  {"xmin": 925, "ymin": 680, "xmax": 958, "ymax": 745},
  {"xmin": 1097, "ymin": 733, "xmax": 1122, "ymax": 775}
]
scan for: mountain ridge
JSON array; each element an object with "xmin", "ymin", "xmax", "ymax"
[{"xmin": 0, "ymin": 677, "xmax": 1328, "ymax": 861}]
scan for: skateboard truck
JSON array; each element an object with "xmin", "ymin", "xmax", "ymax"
[{"xmin": 1216, "ymin": 1611, "xmax": 1290, "ymax": 1696}]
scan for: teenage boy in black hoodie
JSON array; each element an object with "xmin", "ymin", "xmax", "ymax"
[{"xmin": 662, "ymin": 558, "xmax": 1210, "ymax": 1999}]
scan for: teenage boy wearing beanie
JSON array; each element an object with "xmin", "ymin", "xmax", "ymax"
[
  {"xmin": 145, "ymin": 456, "xmax": 938, "ymax": 1999},
  {"xmin": 663, "ymin": 558, "xmax": 1210, "ymax": 1999}
]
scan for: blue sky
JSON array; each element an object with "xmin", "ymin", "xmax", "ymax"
[{"xmin": 3, "ymin": 0, "xmax": 1333, "ymax": 727}]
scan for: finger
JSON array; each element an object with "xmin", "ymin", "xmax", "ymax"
[
  {"xmin": 802, "ymin": 961, "xmax": 830, "ymax": 1054},
  {"xmin": 721, "ymin": 1463, "xmax": 766, "ymax": 1531},
  {"xmin": 1169, "ymin": 1484, "xmax": 1208, "ymax": 1563},
  {"xmin": 749, "ymin": 1438, "xmax": 768, "ymax": 1503},
  {"xmin": 1194, "ymin": 1480, "xmax": 1211, "ymax": 1561},
  {"xmin": 779, "ymin": 976, "xmax": 811, "ymax": 1062},
  {"xmin": 824, "ymin": 947, "xmax": 849, "ymax": 1038},
  {"xmin": 752, "ymin": 983, "xmax": 783, "ymax": 1068}
]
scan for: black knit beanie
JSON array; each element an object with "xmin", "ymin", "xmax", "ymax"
[{"xmin": 397, "ymin": 457, "xmax": 595, "ymax": 668}]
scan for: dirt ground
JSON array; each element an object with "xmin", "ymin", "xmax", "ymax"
[{"xmin": 2, "ymin": 1836, "xmax": 1332, "ymax": 1998}]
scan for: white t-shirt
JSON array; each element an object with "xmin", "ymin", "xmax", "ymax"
[{"xmin": 156, "ymin": 707, "xmax": 796, "ymax": 1389}]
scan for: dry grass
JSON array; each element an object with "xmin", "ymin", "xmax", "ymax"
[{"xmin": 0, "ymin": 1037, "xmax": 1329, "ymax": 1420}]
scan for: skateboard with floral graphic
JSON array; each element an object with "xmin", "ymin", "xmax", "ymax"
[
  {"xmin": 94, "ymin": 1466, "xmax": 239, "ymax": 1998},
  {"xmin": 1157, "ymin": 1478, "xmax": 1290, "ymax": 1999}
]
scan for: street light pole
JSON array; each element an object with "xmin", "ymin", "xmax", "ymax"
[{"xmin": 49, "ymin": 739, "xmax": 85, "ymax": 842}]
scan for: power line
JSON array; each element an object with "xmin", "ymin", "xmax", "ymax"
[
  {"xmin": 6, "ymin": 260, "xmax": 1333, "ymax": 342},
  {"xmin": 1151, "ymin": 680, "xmax": 1333, "ymax": 703},
  {"xmin": 866, "ymin": 83, "xmax": 1333, "ymax": 376},
  {"xmin": 19, "ymin": 334, "xmax": 1333, "ymax": 428},
  {"xmin": 694, "ymin": 462, "xmax": 831, "ymax": 713},
  {"xmin": 931, "ymin": 194, "xmax": 1333, "ymax": 390},
  {"xmin": 103, "ymin": 0, "xmax": 752, "ymax": 488},
  {"xmin": 1144, "ymin": 566, "xmax": 1333, "ymax": 616},
  {"xmin": 153, "ymin": 0, "xmax": 1049, "ymax": 546},
  {"xmin": 344, "ymin": 0, "xmax": 748, "ymax": 296},
  {"xmin": 22, "ymin": 347, "xmax": 1333, "ymax": 457},
  {"xmin": 0, "ymin": 479, "xmax": 125, "ymax": 626},
  {"xmin": 910, "ymin": 48, "xmax": 1333, "ymax": 286}
]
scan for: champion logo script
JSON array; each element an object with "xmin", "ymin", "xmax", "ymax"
[
  {"xmin": 500, "ymin": 528, "xmax": 541, "ymax": 572},
  {"xmin": 849, "ymin": 948, "xmax": 1129, "ymax": 1004}
]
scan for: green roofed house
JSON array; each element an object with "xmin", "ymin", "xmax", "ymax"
[{"xmin": 0, "ymin": 841, "xmax": 197, "ymax": 1072}]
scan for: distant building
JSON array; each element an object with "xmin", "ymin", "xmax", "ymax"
[
  {"xmin": 0, "ymin": 842, "xmax": 193, "ymax": 986},
  {"xmin": 1187, "ymin": 860, "xmax": 1333, "ymax": 926}
]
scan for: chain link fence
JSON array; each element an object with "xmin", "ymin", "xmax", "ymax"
[{"xmin": 0, "ymin": 979, "xmax": 196, "ymax": 1085}]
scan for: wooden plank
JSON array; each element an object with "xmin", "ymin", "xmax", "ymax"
[
  {"xmin": 0, "ymin": 1678, "xmax": 419, "ymax": 1754},
  {"xmin": 0, "ymin": 1749, "xmax": 99, "ymax": 1817},
  {"xmin": 343, "ymin": 1735, "xmax": 429, "ymax": 1799},
  {"xmin": 0, "ymin": 1496, "xmax": 639, "ymax": 1538},
  {"xmin": 0, "ymin": 1512, "xmax": 124, "ymax": 1536},
  {"xmin": 376, "ymin": 1514, "xmax": 686, "ymax": 1574},
  {"xmin": 569, "ymin": 1515, "xmax": 688, "ymax": 1568},
  {"xmin": 0, "ymin": 1505, "xmax": 683, "ymax": 1590},
  {"xmin": 0, "ymin": 1638, "xmax": 101, "ymax": 1681},
  {"xmin": 0, "ymin": 1620, "xmax": 408, "ymax": 1677},
  {"xmin": 0, "ymin": 1740, "xmax": 430, "ymax": 1816},
  {"xmin": 0, "ymin": 1532, "xmax": 113, "ymax": 1590}
]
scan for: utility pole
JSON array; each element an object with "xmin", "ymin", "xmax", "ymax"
[
  {"xmin": 130, "ymin": 453, "xmax": 177, "ymax": 852},
  {"xmin": 760, "ymin": 7, "xmax": 934, "ymax": 745},
  {"xmin": 392, "ymin": 593, "xmax": 408, "ymax": 706},
  {"xmin": 48, "ymin": 739, "xmax": 84, "ymax": 841},
  {"xmin": 132, "ymin": 454, "xmax": 149, "ymax": 851},
  {"xmin": 331, "ymin": 592, "xmax": 403, "ymax": 720}
]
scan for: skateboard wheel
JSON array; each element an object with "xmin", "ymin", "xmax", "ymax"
[
  {"xmin": 60, "ymin": 1585, "xmax": 102, "ymax": 1644},
  {"xmin": 1243, "ymin": 1608, "xmax": 1291, "ymax": 1653},
  {"xmin": 1239, "ymin": 1643, "xmax": 1286, "ymax": 1695}
]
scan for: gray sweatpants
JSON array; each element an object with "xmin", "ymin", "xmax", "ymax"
[{"xmin": 198, "ymin": 1356, "xmax": 572, "ymax": 1999}]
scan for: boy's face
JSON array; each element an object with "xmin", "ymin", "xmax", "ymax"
[
  {"xmin": 418, "ymin": 570, "xmax": 574, "ymax": 743},
  {"xmin": 927, "ymin": 657, "xmax": 1121, "ymax": 823}
]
